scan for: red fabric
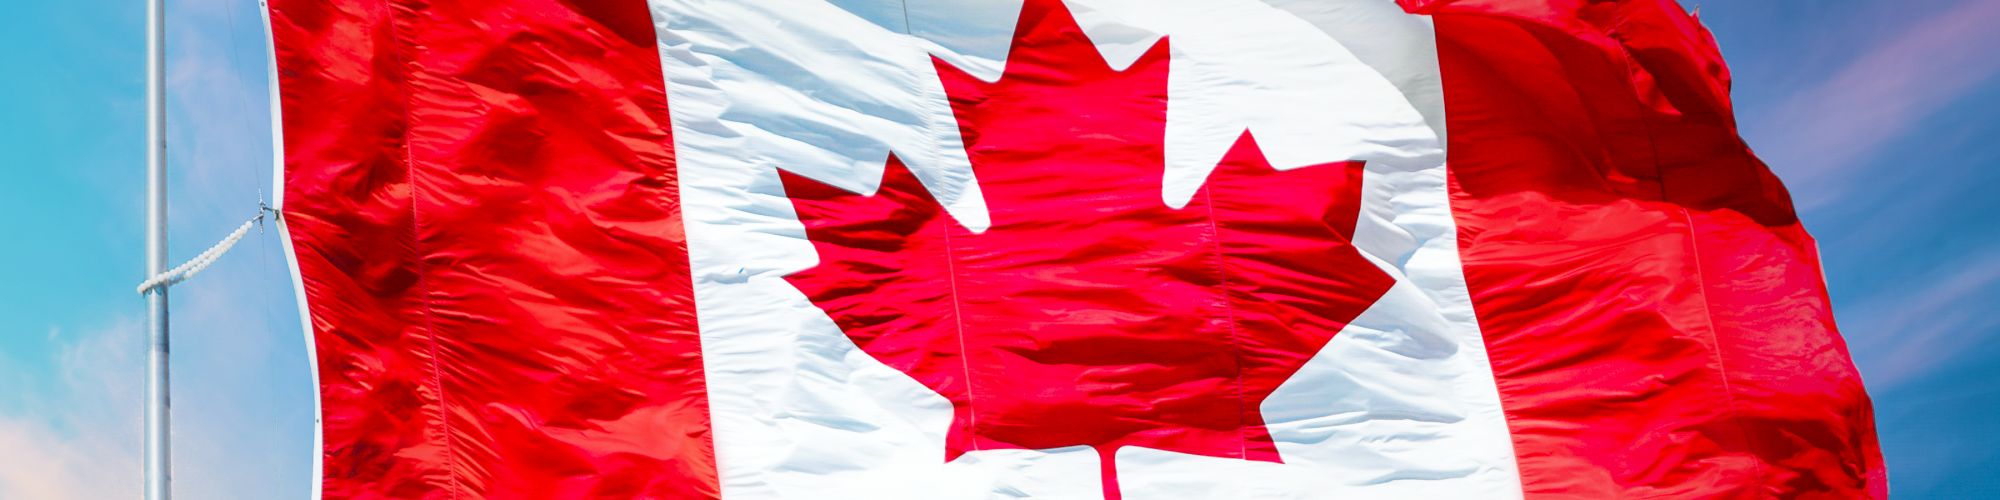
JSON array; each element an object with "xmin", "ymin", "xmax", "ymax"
[
  {"xmin": 775, "ymin": 3, "xmax": 1390, "ymax": 497},
  {"xmin": 1407, "ymin": 0, "xmax": 1887, "ymax": 497},
  {"xmin": 270, "ymin": 0, "xmax": 1886, "ymax": 497},
  {"xmin": 268, "ymin": 0, "xmax": 717, "ymax": 498}
]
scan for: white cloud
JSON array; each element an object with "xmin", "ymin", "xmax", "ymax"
[
  {"xmin": 0, "ymin": 318, "xmax": 142, "ymax": 500},
  {"xmin": 0, "ymin": 1, "xmax": 311, "ymax": 498},
  {"xmin": 1844, "ymin": 252, "xmax": 2000, "ymax": 389},
  {"xmin": 1750, "ymin": 0, "xmax": 2000, "ymax": 208},
  {"xmin": 152, "ymin": 0, "xmax": 320, "ymax": 497}
]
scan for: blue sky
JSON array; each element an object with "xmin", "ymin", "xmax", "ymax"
[{"xmin": 0, "ymin": 0, "xmax": 1994, "ymax": 498}]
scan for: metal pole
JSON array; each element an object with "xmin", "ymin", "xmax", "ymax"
[{"xmin": 144, "ymin": 0, "xmax": 171, "ymax": 496}]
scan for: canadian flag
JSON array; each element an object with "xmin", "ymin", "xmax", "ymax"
[{"xmin": 267, "ymin": 0, "xmax": 1885, "ymax": 498}]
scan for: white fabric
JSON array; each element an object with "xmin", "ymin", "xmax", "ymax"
[{"xmin": 650, "ymin": 1, "xmax": 1519, "ymax": 498}]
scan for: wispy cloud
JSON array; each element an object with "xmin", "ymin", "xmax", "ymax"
[
  {"xmin": 167, "ymin": 0, "xmax": 273, "ymax": 229},
  {"xmin": 0, "ymin": 0, "xmax": 312, "ymax": 498},
  {"xmin": 1843, "ymin": 250, "xmax": 2000, "ymax": 388},
  {"xmin": 0, "ymin": 318, "xmax": 142, "ymax": 500},
  {"xmin": 157, "ymin": 0, "xmax": 319, "ymax": 497},
  {"xmin": 1750, "ymin": 0, "xmax": 2000, "ymax": 208}
]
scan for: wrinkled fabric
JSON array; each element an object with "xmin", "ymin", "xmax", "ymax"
[
  {"xmin": 657, "ymin": 0, "xmax": 1525, "ymax": 497},
  {"xmin": 268, "ymin": 0, "xmax": 716, "ymax": 498},
  {"xmin": 1408, "ymin": 0, "xmax": 1889, "ymax": 497},
  {"xmin": 775, "ymin": 6, "xmax": 1393, "ymax": 498},
  {"xmin": 269, "ymin": 0, "xmax": 1883, "ymax": 498}
]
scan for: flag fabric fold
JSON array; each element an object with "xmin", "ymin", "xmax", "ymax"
[
  {"xmin": 268, "ymin": 0, "xmax": 1883, "ymax": 498},
  {"xmin": 1412, "ymin": 0, "xmax": 1886, "ymax": 496}
]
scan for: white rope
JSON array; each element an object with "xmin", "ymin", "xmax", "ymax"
[{"xmin": 135, "ymin": 210, "xmax": 268, "ymax": 295}]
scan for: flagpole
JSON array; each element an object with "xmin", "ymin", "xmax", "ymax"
[{"xmin": 144, "ymin": 0, "xmax": 171, "ymax": 496}]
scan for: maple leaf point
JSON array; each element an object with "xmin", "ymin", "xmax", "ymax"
[{"xmin": 778, "ymin": 1, "xmax": 1394, "ymax": 497}]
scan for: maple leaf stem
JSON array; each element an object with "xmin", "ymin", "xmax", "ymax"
[{"xmin": 1097, "ymin": 445, "xmax": 1122, "ymax": 500}]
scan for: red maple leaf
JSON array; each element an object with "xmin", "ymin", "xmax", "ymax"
[{"xmin": 778, "ymin": 1, "xmax": 1393, "ymax": 497}]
